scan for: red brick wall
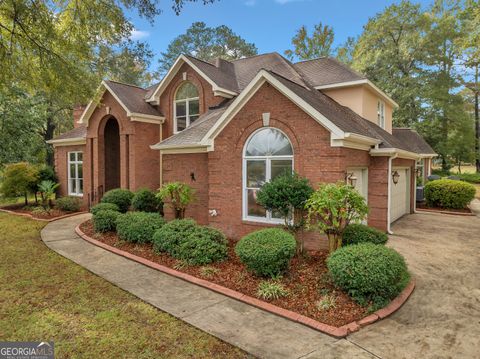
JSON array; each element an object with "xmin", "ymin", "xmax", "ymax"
[
  {"xmin": 162, "ymin": 153, "xmax": 209, "ymax": 225},
  {"xmin": 368, "ymin": 157, "xmax": 389, "ymax": 231}
]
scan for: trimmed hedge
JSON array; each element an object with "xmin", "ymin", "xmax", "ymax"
[
  {"xmin": 424, "ymin": 179, "xmax": 476, "ymax": 209},
  {"xmin": 90, "ymin": 203, "xmax": 119, "ymax": 215},
  {"xmin": 457, "ymin": 173, "xmax": 480, "ymax": 184},
  {"xmin": 327, "ymin": 243, "xmax": 410, "ymax": 307},
  {"xmin": 343, "ymin": 224, "xmax": 388, "ymax": 246},
  {"xmin": 235, "ymin": 228, "xmax": 296, "ymax": 277},
  {"xmin": 116, "ymin": 212, "xmax": 165, "ymax": 243},
  {"xmin": 93, "ymin": 209, "xmax": 120, "ymax": 233},
  {"xmin": 153, "ymin": 219, "xmax": 198, "ymax": 256},
  {"xmin": 55, "ymin": 196, "xmax": 81, "ymax": 212},
  {"xmin": 176, "ymin": 226, "xmax": 228, "ymax": 265},
  {"xmin": 101, "ymin": 189, "xmax": 134, "ymax": 213},
  {"xmin": 132, "ymin": 188, "xmax": 163, "ymax": 213}
]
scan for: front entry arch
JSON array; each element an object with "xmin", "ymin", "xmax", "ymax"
[{"xmin": 104, "ymin": 117, "xmax": 121, "ymax": 191}]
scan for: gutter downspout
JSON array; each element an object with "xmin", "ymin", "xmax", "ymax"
[{"xmin": 387, "ymin": 153, "xmax": 398, "ymax": 234}]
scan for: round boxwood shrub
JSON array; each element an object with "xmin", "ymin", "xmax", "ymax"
[
  {"xmin": 116, "ymin": 212, "xmax": 165, "ymax": 243},
  {"xmin": 343, "ymin": 224, "xmax": 388, "ymax": 246},
  {"xmin": 176, "ymin": 226, "xmax": 228, "ymax": 265},
  {"xmin": 101, "ymin": 189, "xmax": 134, "ymax": 213},
  {"xmin": 90, "ymin": 203, "xmax": 120, "ymax": 216},
  {"xmin": 132, "ymin": 188, "xmax": 163, "ymax": 213},
  {"xmin": 55, "ymin": 196, "xmax": 81, "ymax": 212},
  {"xmin": 424, "ymin": 179, "xmax": 476, "ymax": 209},
  {"xmin": 235, "ymin": 228, "xmax": 296, "ymax": 277},
  {"xmin": 93, "ymin": 209, "xmax": 120, "ymax": 233},
  {"xmin": 327, "ymin": 243, "xmax": 410, "ymax": 307},
  {"xmin": 153, "ymin": 219, "xmax": 198, "ymax": 255}
]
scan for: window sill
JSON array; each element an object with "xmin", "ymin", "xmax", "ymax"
[
  {"xmin": 241, "ymin": 218, "xmax": 283, "ymax": 227},
  {"xmin": 68, "ymin": 194, "xmax": 84, "ymax": 198}
]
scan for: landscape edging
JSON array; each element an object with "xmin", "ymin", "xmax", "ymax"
[
  {"xmin": 75, "ymin": 221, "xmax": 416, "ymax": 338},
  {"xmin": 0, "ymin": 207, "xmax": 87, "ymax": 222},
  {"xmin": 416, "ymin": 208, "xmax": 475, "ymax": 216}
]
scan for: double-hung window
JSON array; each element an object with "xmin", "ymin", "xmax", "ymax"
[
  {"xmin": 68, "ymin": 151, "xmax": 83, "ymax": 196},
  {"xmin": 243, "ymin": 128, "xmax": 293, "ymax": 223},
  {"xmin": 377, "ymin": 100, "xmax": 385, "ymax": 129},
  {"xmin": 174, "ymin": 82, "xmax": 199, "ymax": 133}
]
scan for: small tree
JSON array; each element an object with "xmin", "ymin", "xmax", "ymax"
[
  {"xmin": 156, "ymin": 182, "xmax": 195, "ymax": 219},
  {"xmin": 0, "ymin": 162, "xmax": 39, "ymax": 205},
  {"xmin": 305, "ymin": 182, "xmax": 369, "ymax": 253},
  {"xmin": 256, "ymin": 172, "xmax": 314, "ymax": 255},
  {"xmin": 38, "ymin": 180, "xmax": 59, "ymax": 212}
]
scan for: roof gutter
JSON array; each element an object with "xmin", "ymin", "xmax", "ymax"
[
  {"xmin": 46, "ymin": 137, "xmax": 86, "ymax": 146},
  {"xmin": 370, "ymin": 147, "xmax": 420, "ymax": 160}
]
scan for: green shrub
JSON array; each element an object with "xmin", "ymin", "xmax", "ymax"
[
  {"xmin": 93, "ymin": 210, "xmax": 120, "ymax": 233},
  {"xmin": 257, "ymin": 281, "xmax": 289, "ymax": 300},
  {"xmin": 101, "ymin": 189, "xmax": 134, "ymax": 213},
  {"xmin": 175, "ymin": 226, "xmax": 228, "ymax": 265},
  {"xmin": 457, "ymin": 173, "xmax": 480, "ymax": 184},
  {"xmin": 31, "ymin": 206, "xmax": 49, "ymax": 217},
  {"xmin": 342, "ymin": 224, "xmax": 388, "ymax": 246},
  {"xmin": 235, "ymin": 228, "xmax": 296, "ymax": 277},
  {"xmin": 153, "ymin": 219, "xmax": 198, "ymax": 255},
  {"xmin": 327, "ymin": 243, "xmax": 410, "ymax": 307},
  {"xmin": 156, "ymin": 182, "xmax": 195, "ymax": 219},
  {"xmin": 55, "ymin": 196, "xmax": 81, "ymax": 212},
  {"xmin": 424, "ymin": 179, "xmax": 476, "ymax": 209},
  {"xmin": 0, "ymin": 162, "xmax": 39, "ymax": 205},
  {"xmin": 132, "ymin": 188, "xmax": 163, "ymax": 213},
  {"xmin": 90, "ymin": 203, "xmax": 120, "ymax": 215},
  {"xmin": 116, "ymin": 212, "xmax": 165, "ymax": 243}
]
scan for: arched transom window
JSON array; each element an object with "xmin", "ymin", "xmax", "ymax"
[
  {"xmin": 175, "ymin": 82, "xmax": 199, "ymax": 132},
  {"xmin": 243, "ymin": 128, "xmax": 293, "ymax": 223}
]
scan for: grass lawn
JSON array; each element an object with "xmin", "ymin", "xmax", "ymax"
[{"xmin": 0, "ymin": 213, "xmax": 249, "ymax": 358}]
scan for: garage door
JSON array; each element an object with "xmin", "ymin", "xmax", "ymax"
[{"xmin": 390, "ymin": 168, "xmax": 410, "ymax": 223}]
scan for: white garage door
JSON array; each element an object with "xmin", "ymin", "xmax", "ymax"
[{"xmin": 390, "ymin": 168, "xmax": 410, "ymax": 223}]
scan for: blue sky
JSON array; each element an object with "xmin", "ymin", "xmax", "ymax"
[{"xmin": 127, "ymin": 0, "xmax": 432, "ymax": 70}]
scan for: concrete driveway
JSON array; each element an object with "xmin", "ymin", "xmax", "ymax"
[{"xmin": 343, "ymin": 211, "xmax": 480, "ymax": 359}]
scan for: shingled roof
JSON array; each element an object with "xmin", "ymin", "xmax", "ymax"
[
  {"xmin": 392, "ymin": 128, "xmax": 436, "ymax": 155},
  {"xmin": 49, "ymin": 125, "xmax": 86, "ymax": 142}
]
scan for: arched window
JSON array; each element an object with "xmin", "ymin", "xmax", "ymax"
[
  {"xmin": 243, "ymin": 128, "xmax": 293, "ymax": 223},
  {"xmin": 174, "ymin": 82, "xmax": 199, "ymax": 132}
]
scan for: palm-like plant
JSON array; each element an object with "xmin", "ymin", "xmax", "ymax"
[{"xmin": 38, "ymin": 180, "xmax": 59, "ymax": 212}]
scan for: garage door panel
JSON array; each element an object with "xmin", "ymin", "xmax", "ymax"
[{"xmin": 391, "ymin": 168, "xmax": 409, "ymax": 223}]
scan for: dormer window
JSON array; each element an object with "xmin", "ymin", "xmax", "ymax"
[
  {"xmin": 174, "ymin": 82, "xmax": 199, "ymax": 133},
  {"xmin": 377, "ymin": 100, "xmax": 385, "ymax": 129}
]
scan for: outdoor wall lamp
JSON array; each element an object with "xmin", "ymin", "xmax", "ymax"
[
  {"xmin": 345, "ymin": 172, "xmax": 358, "ymax": 187},
  {"xmin": 392, "ymin": 170, "xmax": 400, "ymax": 185}
]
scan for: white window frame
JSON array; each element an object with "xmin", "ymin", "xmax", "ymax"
[
  {"xmin": 173, "ymin": 82, "xmax": 199, "ymax": 134},
  {"xmin": 242, "ymin": 128, "xmax": 294, "ymax": 224},
  {"xmin": 416, "ymin": 158, "xmax": 425, "ymax": 185},
  {"xmin": 377, "ymin": 100, "xmax": 385, "ymax": 129},
  {"xmin": 68, "ymin": 151, "xmax": 83, "ymax": 197}
]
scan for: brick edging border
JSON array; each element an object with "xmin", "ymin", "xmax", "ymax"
[
  {"xmin": 74, "ymin": 222, "xmax": 416, "ymax": 338},
  {"xmin": 416, "ymin": 208, "xmax": 475, "ymax": 216},
  {"xmin": 0, "ymin": 208, "xmax": 87, "ymax": 223}
]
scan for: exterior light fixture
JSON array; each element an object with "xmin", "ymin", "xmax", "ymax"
[
  {"xmin": 345, "ymin": 172, "xmax": 358, "ymax": 187},
  {"xmin": 392, "ymin": 170, "xmax": 400, "ymax": 185}
]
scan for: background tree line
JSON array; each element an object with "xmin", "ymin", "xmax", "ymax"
[{"xmin": 1, "ymin": 0, "xmax": 478, "ymax": 174}]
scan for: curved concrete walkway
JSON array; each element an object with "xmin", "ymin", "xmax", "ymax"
[
  {"xmin": 41, "ymin": 214, "xmax": 374, "ymax": 359},
  {"xmin": 40, "ymin": 212, "xmax": 480, "ymax": 359}
]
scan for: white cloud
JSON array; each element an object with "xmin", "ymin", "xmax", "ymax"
[
  {"xmin": 245, "ymin": 0, "xmax": 256, "ymax": 6},
  {"xmin": 130, "ymin": 29, "xmax": 150, "ymax": 40}
]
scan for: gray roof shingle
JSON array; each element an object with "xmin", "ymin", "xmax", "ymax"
[
  {"xmin": 51, "ymin": 125, "xmax": 86, "ymax": 141},
  {"xmin": 392, "ymin": 128, "xmax": 436, "ymax": 154}
]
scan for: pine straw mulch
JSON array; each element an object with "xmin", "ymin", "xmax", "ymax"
[
  {"xmin": 1, "ymin": 203, "xmax": 76, "ymax": 219},
  {"xmin": 80, "ymin": 220, "xmax": 367, "ymax": 327}
]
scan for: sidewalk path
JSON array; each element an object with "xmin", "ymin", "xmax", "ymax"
[{"xmin": 41, "ymin": 214, "xmax": 375, "ymax": 359}]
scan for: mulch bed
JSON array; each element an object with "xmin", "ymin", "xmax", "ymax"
[
  {"xmin": 1, "ymin": 203, "xmax": 77, "ymax": 220},
  {"xmin": 416, "ymin": 203, "xmax": 473, "ymax": 214},
  {"xmin": 80, "ymin": 220, "xmax": 367, "ymax": 327}
]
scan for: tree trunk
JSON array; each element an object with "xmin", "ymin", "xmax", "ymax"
[
  {"xmin": 43, "ymin": 116, "xmax": 56, "ymax": 167},
  {"xmin": 475, "ymin": 66, "xmax": 480, "ymax": 173},
  {"xmin": 24, "ymin": 192, "xmax": 28, "ymax": 206}
]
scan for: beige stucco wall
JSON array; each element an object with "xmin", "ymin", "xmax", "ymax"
[{"xmin": 323, "ymin": 85, "xmax": 393, "ymax": 134}]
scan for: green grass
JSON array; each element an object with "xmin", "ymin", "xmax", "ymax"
[{"xmin": 0, "ymin": 213, "xmax": 249, "ymax": 359}]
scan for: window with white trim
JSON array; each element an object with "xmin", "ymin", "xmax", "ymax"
[
  {"xmin": 68, "ymin": 151, "xmax": 83, "ymax": 196},
  {"xmin": 416, "ymin": 158, "xmax": 425, "ymax": 185},
  {"xmin": 174, "ymin": 82, "xmax": 199, "ymax": 132},
  {"xmin": 243, "ymin": 128, "xmax": 293, "ymax": 223},
  {"xmin": 377, "ymin": 100, "xmax": 385, "ymax": 129}
]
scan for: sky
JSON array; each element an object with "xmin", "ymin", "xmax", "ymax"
[{"xmin": 126, "ymin": 0, "xmax": 433, "ymax": 71}]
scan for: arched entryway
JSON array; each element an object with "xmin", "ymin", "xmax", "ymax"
[{"xmin": 104, "ymin": 117, "xmax": 121, "ymax": 191}]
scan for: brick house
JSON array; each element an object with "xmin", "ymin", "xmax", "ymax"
[{"xmin": 48, "ymin": 53, "xmax": 436, "ymax": 245}]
